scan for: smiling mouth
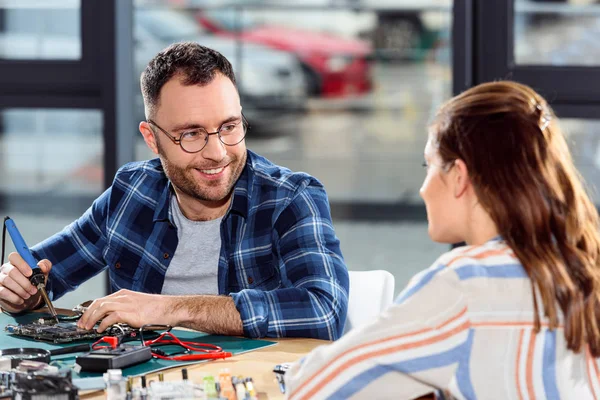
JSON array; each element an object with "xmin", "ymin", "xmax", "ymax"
[{"xmin": 199, "ymin": 166, "xmax": 225, "ymax": 175}]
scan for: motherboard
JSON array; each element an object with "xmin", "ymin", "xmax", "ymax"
[{"xmin": 5, "ymin": 319, "xmax": 134, "ymax": 344}]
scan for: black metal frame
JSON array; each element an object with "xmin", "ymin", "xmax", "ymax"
[
  {"xmin": 453, "ymin": 0, "xmax": 600, "ymax": 118},
  {"xmin": 0, "ymin": 0, "xmax": 119, "ymax": 189}
]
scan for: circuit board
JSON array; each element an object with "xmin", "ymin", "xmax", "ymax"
[
  {"xmin": 4, "ymin": 320, "xmax": 103, "ymax": 343},
  {"xmin": 4, "ymin": 317, "xmax": 138, "ymax": 344}
]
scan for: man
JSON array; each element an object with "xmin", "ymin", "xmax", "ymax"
[{"xmin": 0, "ymin": 42, "xmax": 349, "ymax": 340}]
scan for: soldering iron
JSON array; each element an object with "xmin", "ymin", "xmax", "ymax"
[{"xmin": 4, "ymin": 217, "xmax": 59, "ymax": 323}]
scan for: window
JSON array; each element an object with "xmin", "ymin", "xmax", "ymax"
[
  {"xmin": 0, "ymin": 0, "xmax": 81, "ymax": 60},
  {"xmin": 0, "ymin": 108, "xmax": 105, "ymax": 307}
]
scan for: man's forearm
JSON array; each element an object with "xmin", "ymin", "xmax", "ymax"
[{"xmin": 169, "ymin": 295, "xmax": 244, "ymax": 336}]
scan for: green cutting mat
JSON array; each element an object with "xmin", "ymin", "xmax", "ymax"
[{"xmin": 0, "ymin": 310, "xmax": 276, "ymax": 378}]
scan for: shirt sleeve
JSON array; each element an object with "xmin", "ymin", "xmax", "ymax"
[
  {"xmin": 230, "ymin": 181, "xmax": 349, "ymax": 340},
  {"xmin": 284, "ymin": 265, "xmax": 470, "ymax": 400},
  {"xmin": 30, "ymin": 187, "xmax": 111, "ymax": 301}
]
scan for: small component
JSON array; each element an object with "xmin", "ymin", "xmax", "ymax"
[
  {"xmin": 147, "ymin": 380, "xmax": 202, "ymax": 399},
  {"xmin": 233, "ymin": 376, "xmax": 246, "ymax": 400},
  {"xmin": 0, "ymin": 358, "xmax": 11, "ymax": 372},
  {"xmin": 219, "ymin": 369, "xmax": 235, "ymax": 400},
  {"xmin": 245, "ymin": 377, "xmax": 258, "ymax": 400},
  {"xmin": 104, "ymin": 369, "xmax": 126, "ymax": 400},
  {"xmin": 71, "ymin": 300, "xmax": 93, "ymax": 315},
  {"xmin": 203, "ymin": 375, "xmax": 218, "ymax": 400},
  {"xmin": 139, "ymin": 375, "xmax": 148, "ymax": 400},
  {"xmin": 126, "ymin": 377, "xmax": 134, "ymax": 400}
]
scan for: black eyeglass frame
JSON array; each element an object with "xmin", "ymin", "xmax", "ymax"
[{"xmin": 147, "ymin": 114, "xmax": 249, "ymax": 154}]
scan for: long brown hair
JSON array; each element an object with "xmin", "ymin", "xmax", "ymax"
[{"xmin": 432, "ymin": 80, "xmax": 600, "ymax": 356}]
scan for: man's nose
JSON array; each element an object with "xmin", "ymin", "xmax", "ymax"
[{"xmin": 200, "ymin": 133, "xmax": 227, "ymax": 162}]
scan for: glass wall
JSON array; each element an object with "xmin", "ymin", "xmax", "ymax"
[
  {"xmin": 133, "ymin": 0, "xmax": 452, "ymax": 293},
  {"xmin": 0, "ymin": 0, "xmax": 81, "ymax": 60},
  {"xmin": 560, "ymin": 118, "xmax": 600, "ymax": 203},
  {"xmin": 514, "ymin": 0, "xmax": 600, "ymax": 66}
]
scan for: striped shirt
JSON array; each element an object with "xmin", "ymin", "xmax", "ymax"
[
  {"xmin": 285, "ymin": 237, "xmax": 600, "ymax": 399},
  {"xmin": 31, "ymin": 150, "xmax": 349, "ymax": 340}
]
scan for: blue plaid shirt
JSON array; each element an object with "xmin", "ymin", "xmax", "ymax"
[{"xmin": 32, "ymin": 150, "xmax": 349, "ymax": 340}]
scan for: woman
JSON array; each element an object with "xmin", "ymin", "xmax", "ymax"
[{"xmin": 284, "ymin": 81, "xmax": 600, "ymax": 399}]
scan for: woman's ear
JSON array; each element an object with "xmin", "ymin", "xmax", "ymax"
[{"xmin": 453, "ymin": 159, "xmax": 470, "ymax": 198}]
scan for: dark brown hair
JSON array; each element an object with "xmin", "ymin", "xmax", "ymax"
[
  {"xmin": 141, "ymin": 41, "xmax": 236, "ymax": 119},
  {"xmin": 432, "ymin": 80, "xmax": 600, "ymax": 356}
]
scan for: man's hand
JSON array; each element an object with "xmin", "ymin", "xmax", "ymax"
[
  {"xmin": 0, "ymin": 252, "xmax": 52, "ymax": 313},
  {"xmin": 77, "ymin": 289, "xmax": 173, "ymax": 333},
  {"xmin": 78, "ymin": 290, "xmax": 244, "ymax": 336}
]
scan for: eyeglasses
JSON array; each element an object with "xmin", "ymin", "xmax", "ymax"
[{"xmin": 147, "ymin": 114, "xmax": 248, "ymax": 154}]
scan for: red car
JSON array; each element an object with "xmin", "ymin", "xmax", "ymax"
[{"xmin": 196, "ymin": 9, "xmax": 373, "ymax": 98}]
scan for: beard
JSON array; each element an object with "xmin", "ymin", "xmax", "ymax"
[{"xmin": 156, "ymin": 140, "xmax": 247, "ymax": 203}]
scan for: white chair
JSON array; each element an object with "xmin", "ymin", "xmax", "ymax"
[{"xmin": 343, "ymin": 270, "xmax": 395, "ymax": 334}]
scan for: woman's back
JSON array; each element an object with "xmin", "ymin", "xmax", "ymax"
[
  {"xmin": 439, "ymin": 238, "xmax": 598, "ymax": 399},
  {"xmin": 285, "ymin": 238, "xmax": 599, "ymax": 399}
]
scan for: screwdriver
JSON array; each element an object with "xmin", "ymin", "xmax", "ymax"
[{"xmin": 4, "ymin": 217, "xmax": 59, "ymax": 323}]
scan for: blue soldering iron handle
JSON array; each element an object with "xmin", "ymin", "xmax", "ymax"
[{"xmin": 4, "ymin": 218, "xmax": 41, "ymax": 275}]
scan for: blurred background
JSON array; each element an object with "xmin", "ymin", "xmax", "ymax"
[{"xmin": 1, "ymin": 0, "xmax": 600, "ymax": 307}]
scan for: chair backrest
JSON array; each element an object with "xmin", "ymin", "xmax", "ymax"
[{"xmin": 343, "ymin": 270, "xmax": 395, "ymax": 334}]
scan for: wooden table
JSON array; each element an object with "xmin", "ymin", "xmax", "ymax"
[{"xmin": 81, "ymin": 337, "xmax": 327, "ymax": 399}]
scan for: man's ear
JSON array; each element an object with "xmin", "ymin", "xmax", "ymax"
[
  {"xmin": 139, "ymin": 121, "xmax": 159, "ymax": 155},
  {"xmin": 453, "ymin": 159, "xmax": 470, "ymax": 198}
]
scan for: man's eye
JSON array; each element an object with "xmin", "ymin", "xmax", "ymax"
[
  {"xmin": 181, "ymin": 131, "xmax": 201, "ymax": 140},
  {"xmin": 220, "ymin": 124, "xmax": 237, "ymax": 133},
  {"xmin": 422, "ymin": 161, "xmax": 428, "ymax": 169}
]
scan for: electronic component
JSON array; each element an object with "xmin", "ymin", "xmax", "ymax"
[
  {"xmin": 104, "ymin": 369, "xmax": 126, "ymax": 400},
  {"xmin": 5, "ymin": 321, "xmax": 103, "ymax": 343},
  {"xmin": 5, "ymin": 321, "xmax": 135, "ymax": 344},
  {"xmin": 0, "ymin": 361, "xmax": 78, "ymax": 400},
  {"xmin": 146, "ymin": 380, "xmax": 202, "ymax": 400},
  {"xmin": 273, "ymin": 362, "xmax": 292, "ymax": 394},
  {"xmin": 76, "ymin": 345, "xmax": 152, "ymax": 372}
]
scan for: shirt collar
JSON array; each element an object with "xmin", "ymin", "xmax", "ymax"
[
  {"xmin": 228, "ymin": 150, "xmax": 253, "ymax": 219},
  {"xmin": 153, "ymin": 179, "xmax": 173, "ymax": 223}
]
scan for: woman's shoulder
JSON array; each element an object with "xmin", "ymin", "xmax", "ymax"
[
  {"xmin": 430, "ymin": 239, "xmax": 526, "ymax": 283},
  {"xmin": 435, "ymin": 238, "xmax": 516, "ymax": 268}
]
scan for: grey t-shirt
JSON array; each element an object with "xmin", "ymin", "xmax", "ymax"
[{"xmin": 161, "ymin": 195, "xmax": 222, "ymax": 295}]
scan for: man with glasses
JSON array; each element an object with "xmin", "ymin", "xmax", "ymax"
[{"xmin": 0, "ymin": 42, "xmax": 349, "ymax": 340}]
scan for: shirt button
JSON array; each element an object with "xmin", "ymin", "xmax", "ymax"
[
  {"xmin": 115, "ymin": 262, "xmax": 121, "ymax": 269},
  {"xmin": 247, "ymin": 277, "xmax": 254, "ymax": 284},
  {"xmin": 163, "ymin": 253, "xmax": 170, "ymax": 259}
]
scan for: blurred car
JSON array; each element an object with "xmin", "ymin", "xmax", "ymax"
[
  {"xmin": 196, "ymin": 8, "xmax": 373, "ymax": 98},
  {"xmin": 352, "ymin": 0, "xmax": 451, "ymax": 61},
  {"xmin": 0, "ymin": 6, "xmax": 307, "ymax": 139},
  {"xmin": 135, "ymin": 8, "xmax": 308, "ymax": 137}
]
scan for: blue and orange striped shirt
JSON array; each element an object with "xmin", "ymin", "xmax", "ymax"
[{"xmin": 285, "ymin": 237, "xmax": 600, "ymax": 399}]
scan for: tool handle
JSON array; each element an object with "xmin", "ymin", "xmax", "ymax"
[
  {"xmin": 4, "ymin": 218, "xmax": 39, "ymax": 271},
  {"xmin": 50, "ymin": 343, "xmax": 92, "ymax": 356}
]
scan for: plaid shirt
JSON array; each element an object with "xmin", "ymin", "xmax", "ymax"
[{"xmin": 32, "ymin": 150, "xmax": 349, "ymax": 340}]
